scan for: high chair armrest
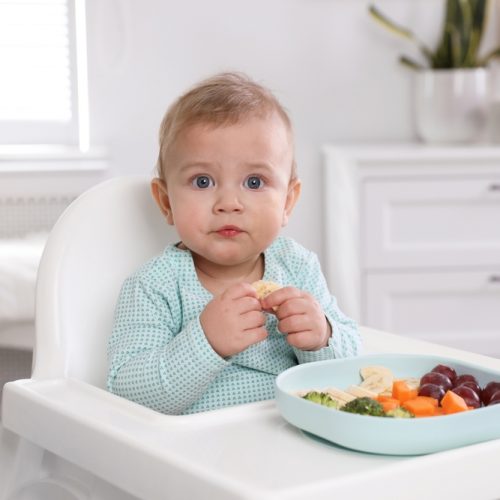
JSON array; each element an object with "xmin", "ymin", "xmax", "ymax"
[{"xmin": 2, "ymin": 378, "xmax": 261, "ymax": 500}]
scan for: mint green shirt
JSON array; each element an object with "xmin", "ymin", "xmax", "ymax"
[{"xmin": 107, "ymin": 236, "xmax": 360, "ymax": 414}]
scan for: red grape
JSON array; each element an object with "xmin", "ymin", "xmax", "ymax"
[
  {"xmin": 453, "ymin": 374, "xmax": 479, "ymax": 388},
  {"xmin": 488, "ymin": 391, "xmax": 500, "ymax": 406},
  {"xmin": 420, "ymin": 372, "xmax": 453, "ymax": 391},
  {"xmin": 431, "ymin": 364, "xmax": 457, "ymax": 383},
  {"xmin": 456, "ymin": 380, "xmax": 482, "ymax": 398},
  {"xmin": 418, "ymin": 383, "xmax": 445, "ymax": 402},
  {"xmin": 452, "ymin": 385, "xmax": 481, "ymax": 408},
  {"xmin": 482, "ymin": 381, "xmax": 500, "ymax": 405}
]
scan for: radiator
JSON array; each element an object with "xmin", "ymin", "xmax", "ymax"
[
  {"xmin": 0, "ymin": 195, "xmax": 74, "ymax": 238},
  {"xmin": 0, "ymin": 194, "xmax": 74, "ymax": 352}
]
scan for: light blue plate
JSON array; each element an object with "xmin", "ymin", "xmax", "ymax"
[{"xmin": 275, "ymin": 353, "xmax": 500, "ymax": 455}]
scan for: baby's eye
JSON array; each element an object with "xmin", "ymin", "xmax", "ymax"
[
  {"xmin": 192, "ymin": 175, "xmax": 214, "ymax": 189},
  {"xmin": 244, "ymin": 176, "xmax": 264, "ymax": 190}
]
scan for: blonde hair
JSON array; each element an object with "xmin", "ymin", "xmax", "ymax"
[{"xmin": 155, "ymin": 72, "xmax": 296, "ymax": 179}]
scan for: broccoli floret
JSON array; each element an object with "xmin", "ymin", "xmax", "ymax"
[
  {"xmin": 385, "ymin": 407, "xmax": 414, "ymax": 418},
  {"xmin": 302, "ymin": 391, "xmax": 323, "ymax": 404},
  {"xmin": 302, "ymin": 391, "xmax": 340, "ymax": 409},
  {"xmin": 321, "ymin": 394, "xmax": 340, "ymax": 409},
  {"xmin": 340, "ymin": 397, "xmax": 385, "ymax": 416}
]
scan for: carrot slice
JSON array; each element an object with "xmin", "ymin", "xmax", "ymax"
[
  {"xmin": 441, "ymin": 390, "xmax": 469, "ymax": 414},
  {"xmin": 402, "ymin": 398, "xmax": 436, "ymax": 417},
  {"xmin": 413, "ymin": 395, "xmax": 439, "ymax": 407},
  {"xmin": 377, "ymin": 395, "xmax": 399, "ymax": 403},
  {"xmin": 392, "ymin": 380, "xmax": 418, "ymax": 403},
  {"xmin": 380, "ymin": 399, "xmax": 400, "ymax": 412}
]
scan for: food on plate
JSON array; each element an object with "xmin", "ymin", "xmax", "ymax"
[
  {"xmin": 455, "ymin": 380, "xmax": 482, "ymax": 398},
  {"xmin": 481, "ymin": 381, "xmax": 500, "ymax": 405},
  {"xmin": 359, "ymin": 365, "xmax": 394, "ymax": 395},
  {"xmin": 302, "ymin": 391, "xmax": 340, "ymax": 409},
  {"xmin": 323, "ymin": 387, "xmax": 356, "ymax": 403},
  {"xmin": 441, "ymin": 390, "xmax": 469, "ymax": 414},
  {"xmin": 431, "ymin": 364, "xmax": 457, "ymax": 384},
  {"xmin": 297, "ymin": 361, "xmax": 500, "ymax": 418},
  {"xmin": 418, "ymin": 383, "xmax": 446, "ymax": 402},
  {"xmin": 340, "ymin": 397, "xmax": 385, "ymax": 417},
  {"xmin": 346, "ymin": 385, "xmax": 378, "ymax": 399},
  {"xmin": 402, "ymin": 396, "xmax": 437, "ymax": 417},
  {"xmin": 401, "ymin": 377, "xmax": 420, "ymax": 390},
  {"xmin": 251, "ymin": 280, "xmax": 282, "ymax": 300},
  {"xmin": 377, "ymin": 395, "xmax": 400, "ymax": 413},
  {"xmin": 453, "ymin": 373, "xmax": 479, "ymax": 388},
  {"xmin": 420, "ymin": 372, "xmax": 453, "ymax": 392},
  {"xmin": 488, "ymin": 391, "xmax": 500, "ymax": 406},
  {"xmin": 359, "ymin": 374, "xmax": 392, "ymax": 394},
  {"xmin": 385, "ymin": 407, "xmax": 414, "ymax": 418},
  {"xmin": 392, "ymin": 380, "xmax": 418, "ymax": 403},
  {"xmin": 451, "ymin": 385, "xmax": 481, "ymax": 409},
  {"xmin": 359, "ymin": 365, "xmax": 393, "ymax": 382}
]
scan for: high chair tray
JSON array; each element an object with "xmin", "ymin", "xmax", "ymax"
[
  {"xmin": 275, "ymin": 353, "xmax": 500, "ymax": 455},
  {"xmin": 3, "ymin": 328, "xmax": 500, "ymax": 499}
]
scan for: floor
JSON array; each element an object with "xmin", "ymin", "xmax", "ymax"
[{"xmin": 0, "ymin": 348, "xmax": 32, "ymax": 417}]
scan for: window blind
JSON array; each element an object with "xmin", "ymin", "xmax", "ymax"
[{"xmin": 0, "ymin": 0, "xmax": 72, "ymax": 122}]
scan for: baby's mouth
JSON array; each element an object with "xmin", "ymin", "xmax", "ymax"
[{"xmin": 216, "ymin": 225, "xmax": 243, "ymax": 237}]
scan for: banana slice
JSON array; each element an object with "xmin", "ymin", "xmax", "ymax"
[
  {"xmin": 359, "ymin": 373, "xmax": 393, "ymax": 394},
  {"xmin": 402, "ymin": 377, "xmax": 420, "ymax": 390},
  {"xmin": 251, "ymin": 280, "xmax": 282, "ymax": 300},
  {"xmin": 347, "ymin": 385, "xmax": 378, "ymax": 399},
  {"xmin": 359, "ymin": 365, "xmax": 394, "ymax": 381}
]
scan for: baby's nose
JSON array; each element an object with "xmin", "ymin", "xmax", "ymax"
[{"xmin": 213, "ymin": 189, "xmax": 244, "ymax": 213}]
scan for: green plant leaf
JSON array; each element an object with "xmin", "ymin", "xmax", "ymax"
[
  {"xmin": 369, "ymin": 0, "xmax": 490, "ymax": 69},
  {"xmin": 399, "ymin": 55, "xmax": 426, "ymax": 70},
  {"xmin": 368, "ymin": 4, "xmax": 434, "ymax": 64},
  {"xmin": 480, "ymin": 46, "xmax": 500, "ymax": 65}
]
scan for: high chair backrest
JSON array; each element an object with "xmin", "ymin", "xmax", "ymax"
[{"xmin": 33, "ymin": 176, "xmax": 177, "ymax": 387}]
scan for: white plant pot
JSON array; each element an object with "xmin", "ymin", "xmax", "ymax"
[{"xmin": 414, "ymin": 68, "xmax": 489, "ymax": 143}]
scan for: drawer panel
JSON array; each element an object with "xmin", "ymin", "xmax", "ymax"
[
  {"xmin": 364, "ymin": 271, "xmax": 500, "ymax": 358},
  {"xmin": 363, "ymin": 177, "xmax": 500, "ymax": 268}
]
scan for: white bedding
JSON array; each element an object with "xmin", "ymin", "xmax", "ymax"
[{"xmin": 0, "ymin": 232, "xmax": 47, "ymax": 323}]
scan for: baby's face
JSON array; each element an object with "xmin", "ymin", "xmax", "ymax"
[{"xmin": 159, "ymin": 112, "xmax": 300, "ymax": 269}]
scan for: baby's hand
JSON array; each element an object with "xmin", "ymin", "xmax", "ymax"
[
  {"xmin": 261, "ymin": 287, "xmax": 331, "ymax": 351},
  {"xmin": 200, "ymin": 283, "xmax": 267, "ymax": 358}
]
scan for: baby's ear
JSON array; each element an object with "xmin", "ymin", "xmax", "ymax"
[
  {"xmin": 151, "ymin": 178, "xmax": 174, "ymax": 225},
  {"xmin": 282, "ymin": 178, "xmax": 301, "ymax": 227}
]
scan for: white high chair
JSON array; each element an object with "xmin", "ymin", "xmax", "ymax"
[
  {"xmin": 2, "ymin": 176, "xmax": 500, "ymax": 500},
  {"xmin": 0, "ymin": 176, "xmax": 178, "ymax": 499}
]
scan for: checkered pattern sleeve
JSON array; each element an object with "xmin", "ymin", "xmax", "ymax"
[
  {"xmin": 107, "ymin": 273, "xmax": 228, "ymax": 415},
  {"xmin": 290, "ymin": 248, "xmax": 361, "ymax": 363}
]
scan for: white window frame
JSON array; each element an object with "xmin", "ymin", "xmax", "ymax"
[{"xmin": 0, "ymin": 0, "xmax": 90, "ymax": 152}]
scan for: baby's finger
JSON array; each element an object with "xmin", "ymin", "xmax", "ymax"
[
  {"xmin": 241, "ymin": 310, "xmax": 266, "ymax": 330},
  {"xmin": 243, "ymin": 326, "xmax": 268, "ymax": 346},
  {"xmin": 261, "ymin": 286, "xmax": 301, "ymax": 310},
  {"xmin": 275, "ymin": 297, "xmax": 310, "ymax": 320},
  {"xmin": 285, "ymin": 331, "xmax": 313, "ymax": 350},
  {"xmin": 235, "ymin": 296, "xmax": 263, "ymax": 314},
  {"xmin": 278, "ymin": 314, "xmax": 310, "ymax": 335},
  {"xmin": 223, "ymin": 282, "xmax": 258, "ymax": 300}
]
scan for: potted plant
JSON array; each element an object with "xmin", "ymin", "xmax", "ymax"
[{"xmin": 369, "ymin": 0, "xmax": 500, "ymax": 143}]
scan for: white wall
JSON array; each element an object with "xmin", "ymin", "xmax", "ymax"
[{"xmin": 85, "ymin": 0, "xmax": 499, "ymax": 261}]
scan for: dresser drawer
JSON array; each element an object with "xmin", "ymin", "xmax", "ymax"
[
  {"xmin": 362, "ymin": 177, "xmax": 500, "ymax": 269},
  {"xmin": 364, "ymin": 270, "xmax": 500, "ymax": 357}
]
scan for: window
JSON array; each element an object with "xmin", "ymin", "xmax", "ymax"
[{"xmin": 0, "ymin": 0, "xmax": 89, "ymax": 151}]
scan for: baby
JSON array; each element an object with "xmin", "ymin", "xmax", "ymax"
[{"xmin": 107, "ymin": 72, "xmax": 360, "ymax": 414}]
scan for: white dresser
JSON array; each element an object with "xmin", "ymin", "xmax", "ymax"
[{"xmin": 323, "ymin": 143, "xmax": 500, "ymax": 357}]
